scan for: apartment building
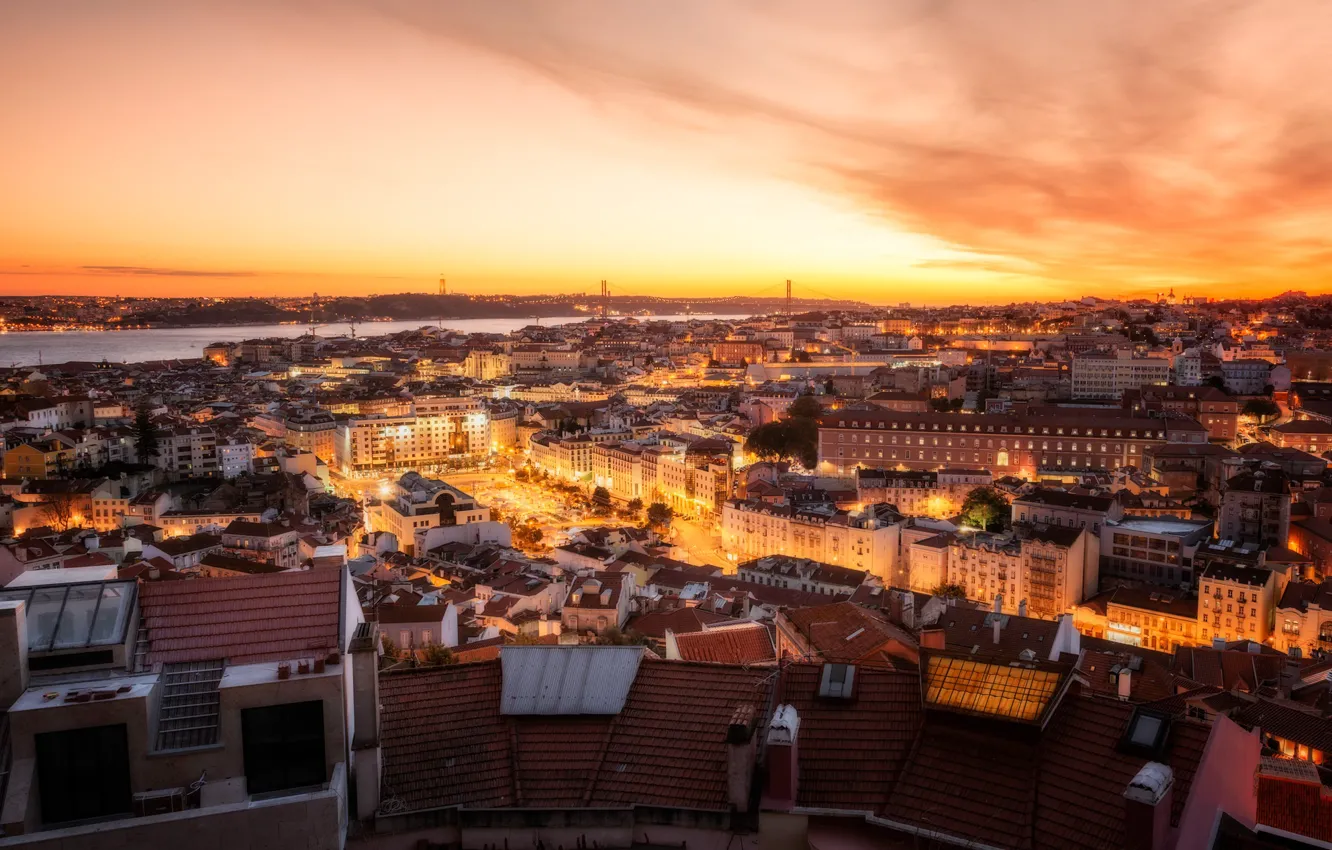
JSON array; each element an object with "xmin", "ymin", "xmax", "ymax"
[
  {"xmin": 366, "ymin": 473, "xmax": 491, "ymax": 557},
  {"xmin": 818, "ymin": 408, "xmax": 1202, "ymax": 477},
  {"xmin": 1100, "ymin": 516, "xmax": 1214, "ymax": 587},
  {"xmin": 251, "ymin": 407, "xmax": 337, "ymax": 462},
  {"xmin": 736, "ymin": 555, "xmax": 868, "ymax": 596},
  {"xmin": 1272, "ymin": 420, "xmax": 1332, "ymax": 454},
  {"xmin": 155, "ymin": 426, "xmax": 219, "ymax": 478},
  {"xmin": 1199, "ymin": 560, "xmax": 1282, "ymax": 645},
  {"xmin": 646, "ymin": 439, "xmax": 735, "ymax": 519},
  {"xmin": 528, "ymin": 432, "xmax": 594, "ymax": 483},
  {"xmin": 908, "ymin": 524, "xmax": 1098, "ymax": 618},
  {"xmin": 720, "ymin": 499, "xmax": 902, "ymax": 580},
  {"xmin": 1071, "ymin": 350, "xmax": 1171, "ymax": 399},
  {"xmin": 1217, "ymin": 464, "xmax": 1292, "ymax": 547},
  {"xmin": 3, "ymin": 439, "xmax": 76, "ymax": 479},
  {"xmin": 591, "ymin": 441, "xmax": 646, "ymax": 503},
  {"xmin": 1125, "ymin": 385, "xmax": 1240, "ymax": 443},
  {"xmin": 1011, "ymin": 488, "xmax": 1121, "ymax": 535},
  {"xmin": 1078, "ymin": 585, "xmax": 1200, "ymax": 653},
  {"xmin": 855, "ymin": 467, "xmax": 991, "ymax": 518},
  {"xmin": 333, "ymin": 399, "xmax": 489, "ymax": 477},
  {"xmin": 0, "ymin": 569, "xmax": 358, "ymax": 848}
]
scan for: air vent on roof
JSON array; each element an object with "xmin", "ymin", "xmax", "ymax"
[{"xmin": 819, "ymin": 663, "xmax": 856, "ymax": 699}]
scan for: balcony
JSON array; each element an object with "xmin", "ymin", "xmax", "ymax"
[{"xmin": 0, "ymin": 762, "xmax": 346, "ymax": 850}]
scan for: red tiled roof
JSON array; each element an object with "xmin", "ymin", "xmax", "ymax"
[
  {"xmin": 1171, "ymin": 646, "xmax": 1285, "ymax": 692},
  {"xmin": 376, "ymin": 658, "xmax": 771, "ymax": 813},
  {"xmin": 780, "ymin": 663, "xmax": 922, "ymax": 812},
  {"xmin": 140, "ymin": 569, "xmax": 342, "ymax": 667},
  {"xmin": 1257, "ymin": 763, "xmax": 1332, "ymax": 841},
  {"xmin": 672, "ymin": 622, "xmax": 775, "ymax": 665},
  {"xmin": 625, "ymin": 606, "xmax": 734, "ymax": 639},
  {"xmin": 782, "ymin": 601, "xmax": 915, "ymax": 664}
]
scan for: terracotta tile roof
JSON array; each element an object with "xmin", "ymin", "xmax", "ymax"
[
  {"xmin": 779, "ymin": 663, "xmax": 922, "ymax": 812},
  {"xmin": 625, "ymin": 606, "xmax": 734, "ymax": 639},
  {"xmin": 376, "ymin": 657, "xmax": 771, "ymax": 814},
  {"xmin": 1171, "ymin": 646, "xmax": 1285, "ymax": 692},
  {"xmin": 379, "ymin": 662, "xmax": 513, "ymax": 810},
  {"xmin": 586, "ymin": 660, "xmax": 771, "ymax": 809},
  {"xmin": 140, "ymin": 569, "xmax": 343, "ymax": 667},
  {"xmin": 782, "ymin": 601, "xmax": 916, "ymax": 664},
  {"xmin": 671, "ymin": 622, "xmax": 776, "ymax": 665},
  {"xmin": 1256, "ymin": 758, "xmax": 1332, "ymax": 842},
  {"xmin": 1232, "ymin": 697, "xmax": 1332, "ymax": 753}
]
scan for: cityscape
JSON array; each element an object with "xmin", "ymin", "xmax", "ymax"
[{"xmin": 5, "ymin": 3, "xmax": 1332, "ymax": 850}]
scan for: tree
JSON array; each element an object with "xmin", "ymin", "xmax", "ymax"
[
  {"xmin": 931, "ymin": 397, "xmax": 953, "ymax": 412},
  {"xmin": 512, "ymin": 521, "xmax": 545, "ymax": 551},
  {"xmin": 625, "ymin": 497, "xmax": 644, "ymax": 520},
  {"xmin": 41, "ymin": 492, "xmax": 78, "ymax": 532},
  {"xmin": 1242, "ymin": 398, "xmax": 1280, "ymax": 422},
  {"xmin": 745, "ymin": 416, "xmax": 818, "ymax": 469},
  {"xmin": 419, "ymin": 643, "xmax": 456, "ymax": 667},
  {"xmin": 592, "ymin": 486, "xmax": 611, "ymax": 506},
  {"xmin": 960, "ymin": 486, "xmax": 1010, "ymax": 532},
  {"xmin": 823, "ymin": 378, "xmax": 837, "ymax": 396},
  {"xmin": 1205, "ymin": 375, "xmax": 1227, "ymax": 392},
  {"xmin": 931, "ymin": 582, "xmax": 968, "ymax": 600},
  {"xmin": 787, "ymin": 393, "xmax": 824, "ymax": 420},
  {"xmin": 596, "ymin": 626, "xmax": 646, "ymax": 646},
  {"xmin": 134, "ymin": 405, "xmax": 158, "ymax": 463},
  {"xmin": 646, "ymin": 502, "xmax": 674, "ymax": 532}
]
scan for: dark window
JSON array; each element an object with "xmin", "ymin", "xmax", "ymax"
[
  {"xmin": 241, "ymin": 701, "xmax": 326, "ymax": 795},
  {"xmin": 35, "ymin": 724, "xmax": 131, "ymax": 824}
]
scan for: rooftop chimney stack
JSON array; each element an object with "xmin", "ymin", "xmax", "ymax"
[
  {"xmin": 349, "ymin": 621, "xmax": 382, "ymax": 820},
  {"xmin": 920, "ymin": 627, "xmax": 945, "ymax": 650},
  {"xmin": 1018, "ymin": 598, "xmax": 1028, "ymax": 618},
  {"xmin": 1118, "ymin": 667, "xmax": 1133, "ymax": 700},
  {"xmin": 1123, "ymin": 762, "xmax": 1174, "ymax": 850},
  {"xmin": 0, "ymin": 600, "xmax": 29, "ymax": 711},
  {"xmin": 726, "ymin": 704, "xmax": 758, "ymax": 812},
  {"xmin": 993, "ymin": 594, "xmax": 1003, "ymax": 614},
  {"xmin": 764, "ymin": 704, "xmax": 801, "ymax": 810}
]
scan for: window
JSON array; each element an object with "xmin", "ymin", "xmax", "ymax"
[
  {"xmin": 241, "ymin": 701, "xmax": 327, "ymax": 795},
  {"xmin": 35, "ymin": 724, "xmax": 132, "ymax": 824}
]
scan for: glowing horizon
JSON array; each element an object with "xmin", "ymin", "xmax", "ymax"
[{"xmin": 4, "ymin": 1, "xmax": 1332, "ymax": 305}]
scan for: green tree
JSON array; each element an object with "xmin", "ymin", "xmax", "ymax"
[
  {"xmin": 134, "ymin": 405, "xmax": 158, "ymax": 463},
  {"xmin": 646, "ymin": 502, "xmax": 674, "ymax": 532},
  {"xmin": 932, "ymin": 582, "xmax": 968, "ymax": 600},
  {"xmin": 625, "ymin": 497, "xmax": 644, "ymax": 519},
  {"xmin": 787, "ymin": 393, "xmax": 824, "ymax": 420},
  {"xmin": 1242, "ymin": 398, "xmax": 1280, "ymax": 421},
  {"xmin": 592, "ymin": 486, "xmax": 611, "ymax": 506},
  {"xmin": 596, "ymin": 626, "xmax": 646, "ymax": 646},
  {"xmin": 419, "ymin": 643, "xmax": 457, "ymax": 667},
  {"xmin": 1205, "ymin": 375, "xmax": 1227, "ymax": 392},
  {"xmin": 960, "ymin": 486, "xmax": 1010, "ymax": 532},
  {"xmin": 511, "ymin": 520, "xmax": 545, "ymax": 550},
  {"xmin": 745, "ymin": 417, "xmax": 818, "ymax": 469}
]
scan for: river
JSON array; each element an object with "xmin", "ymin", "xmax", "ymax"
[{"xmin": 0, "ymin": 314, "xmax": 747, "ymax": 367}]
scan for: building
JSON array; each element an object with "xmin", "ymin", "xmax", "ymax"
[
  {"xmin": 908, "ymin": 524, "xmax": 1098, "ymax": 618},
  {"xmin": 1078, "ymin": 585, "xmax": 1200, "ymax": 653},
  {"xmin": 1125, "ymin": 385, "xmax": 1240, "ymax": 444},
  {"xmin": 818, "ymin": 407, "xmax": 1202, "ymax": 477},
  {"xmin": 1199, "ymin": 560, "xmax": 1282, "ymax": 645},
  {"xmin": 334, "ymin": 398, "xmax": 490, "ymax": 477},
  {"xmin": 735, "ymin": 555, "xmax": 868, "ymax": 597},
  {"xmin": 710, "ymin": 340, "xmax": 767, "ymax": 365},
  {"xmin": 0, "ymin": 569, "xmax": 357, "ymax": 847},
  {"xmin": 1217, "ymin": 464, "xmax": 1291, "ymax": 547},
  {"xmin": 1071, "ymin": 350, "xmax": 1171, "ymax": 399},
  {"xmin": 1012, "ymin": 488, "xmax": 1121, "ymax": 535},
  {"xmin": 720, "ymin": 500, "xmax": 902, "ymax": 580},
  {"xmin": 2, "ymin": 439, "xmax": 76, "ymax": 479},
  {"xmin": 154, "ymin": 426, "xmax": 219, "ymax": 479},
  {"xmin": 855, "ymin": 467, "xmax": 991, "ymax": 518},
  {"xmin": 1272, "ymin": 419, "xmax": 1332, "ymax": 455},
  {"xmin": 366, "ymin": 473, "xmax": 492, "ymax": 557},
  {"xmin": 1220, "ymin": 358, "xmax": 1274, "ymax": 395},
  {"xmin": 1276, "ymin": 579, "xmax": 1332, "ymax": 655},
  {"xmin": 561, "ymin": 574, "xmax": 632, "ymax": 636},
  {"xmin": 220, "ymin": 518, "xmax": 303, "ymax": 568},
  {"xmin": 1100, "ymin": 516, "xmax": 1214, "ymax": 587}
]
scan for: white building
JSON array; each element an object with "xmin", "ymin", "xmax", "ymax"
[
  {"xmin": 720, "ymin": 500, "xmax": 902, "ymax": 581},
  {"xmin": 1071, "ymin": 351, "xmax": 1171, "ymax": 399}
]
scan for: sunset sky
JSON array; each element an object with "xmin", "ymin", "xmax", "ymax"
[{"xmin": 3, "ymin": 1, "xmax": 1332, "ymax": 305}]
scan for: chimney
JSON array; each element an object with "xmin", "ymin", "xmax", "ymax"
[
  {"xmin": 1049, "ymin": 614, "xmax": 1081, "ymax": 661},
  {"xmin": 1123, "ymin": 762, "xmax": 1174, "ymax": 850},
  {"xmin": 765, "ymin": 704, "xmax": 800, "ymax": 810},
  {"xmin": 1118, "ymin": 667, "xmax": 1133, "ymax": 700},
  {"xmin": 1018, "ymin": 598, "xmax": 1028, "ymax": 618},
  {"xmin": 1212, "ymin": 636, "xmax": 1227, "ymax": 651},
  {"xmin": 0, "ymin": 600, "xmax": 29, "ymax": 710},
  {"xmin": 920, "ymin": 627, "xmax": 945, "ymax": 650},
  {"xmin": 349, "ymin": 621, "xmax": 382, "ymax": 820},
  {"xmin": 993, "ymin": 593, "xmax": 1003, "ymax": 614},
  {"xmin": 726, "ymin": 704, "xmax": 757, "ymax": 812},
  {"xmin": 993, "ymin": 616, "xmax": 1002, "ymax": 645},
  {"xmin": 899, "ymin": 591, "xmax": 915, "ymax": 630}
]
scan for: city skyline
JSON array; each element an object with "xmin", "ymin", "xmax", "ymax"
[{"xmin": 5, "ymin": 1, "xmax": 1332, "ymax": 303}]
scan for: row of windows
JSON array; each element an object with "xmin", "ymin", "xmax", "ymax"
[{"xmin": 838, "ymin": 421, "xmax": 1164, "ymax": 438}]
